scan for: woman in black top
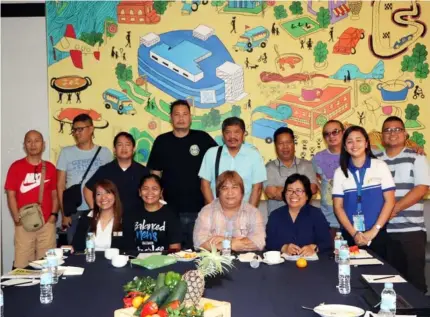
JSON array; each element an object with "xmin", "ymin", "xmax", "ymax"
[
  {"xmin": 70, "ymin": 179, "xmax": 124, "ymax": 251},
  {"xmin": 132, "ymin": 174, "xmax": 181, "ymax": 252}
]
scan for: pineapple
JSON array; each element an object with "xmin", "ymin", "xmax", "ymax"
[{"xmin": 182, "ymin": 244, "xmax": 233, "ymax": 306}]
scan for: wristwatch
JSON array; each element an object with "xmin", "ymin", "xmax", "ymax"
[{"xmin": 51, "ymin": 213, "xmax": 59, "ymax": 219}]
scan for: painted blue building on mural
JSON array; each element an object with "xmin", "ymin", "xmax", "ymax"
[{"xmin": 227, "ymin": 0, "xmax": 262, "ymax": 9}]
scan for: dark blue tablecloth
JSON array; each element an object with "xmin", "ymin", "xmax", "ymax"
[{"xmin": 3, "ymin": 252, "xmax": 430, "ymax": 317}]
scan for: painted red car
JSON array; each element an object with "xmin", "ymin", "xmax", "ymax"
[{"xmin": 333, "ymin": 27, "xmax": 365, "ymax": 55}]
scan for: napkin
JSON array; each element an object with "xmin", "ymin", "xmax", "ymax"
[
  {"xmin": 365, "ymin": 312, "xmax": 416, "ymax": 317},
  {"xmin": 282, "ymin": 253, "xmax": 319, "ymax": 261},
  {"xmin": 350, "ymin": 249, "xmax": 373, "ymax": 259},
  {"xmin": 362, "ymin": 274, "xmax": 406, "ymax": 283},
  {"xmin": 58, "ymin": 266, "xmax": 85, "ymax": 276},
  {"xmin": 350, "ymin": 258, "xmax": 383, "ymax": 266},
  {"xmin": 137, "ymin": 252, "xmax": 162, "ymax": 260},
  {"xmin": 238, "ymin": 252, "xmax": 262, "ymax": 262}
]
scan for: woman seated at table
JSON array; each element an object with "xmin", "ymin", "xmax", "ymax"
[
  {"xmin": 71, "ymin": 179, "xmax": 124, "ymax": 251},
  {"xmin": 266, "ymin": 174, "xmax": 332, "ymax": 255},
  {"xmin": 129, "ymin": 174, "xmax": 181, "ymax": 252},
  {"xmin": 193, "ymin": 171, "xmax": 265, "ymax": 251},
  {"xmin": 333, "ymin": 125, "xmax": 395, "ymax": 260}
]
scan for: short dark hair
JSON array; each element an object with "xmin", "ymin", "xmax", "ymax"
[
  {"xmin": 274, "ymin": 127, "xmax": 294, "ymax": 143},
  {"xmin": 340, "ymin": 125, "xmax": 376, "ymax": 178},
  {"xmin": 382, "ymin": 116, "xmax": 405, "ymax": 130},
  {"xmin": 222, "ymin": 117, "xmax": 245, "ymax": 132},
  {"xmin": 139, "ymin": 174, "xmax": 163, "ymax": 190},
  {"xmin": 170, "ymin": 99, "xmax": 190, "ymax": 114},
  {"xmin": 72, "ymin": 114, "xmax": 93, "ymax": 126},
  {"xmin": 113, "ymin": 132, "xmax": 136, "ymax": 147},
  {"xmin": 282, "ymin": 173, "xmax": 312, "ymax": 204},
  {"xmin": 323, "ymin": 120, "xmax": 344, "ymax": 132}
]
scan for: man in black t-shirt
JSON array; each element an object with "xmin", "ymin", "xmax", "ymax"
[
  {"xmin": 84, "ymin": 132, "xmax": 150, "ymax": 243},
  {"xmin": 147, "ymin": 100, "xmax": 217, "ymax": 249}
]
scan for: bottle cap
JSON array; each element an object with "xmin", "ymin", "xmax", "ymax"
[
  {"xmin": 336, "ymin": 232, "xmax": 341, "ymax": 236},
  {"xmin": 384, "ymin": 282, "xmax": 394, "ymax": 288}
]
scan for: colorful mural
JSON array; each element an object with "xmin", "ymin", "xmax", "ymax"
[{"xmin": 47, "ymin": 0, "xmax": 430, "ymax": 164}]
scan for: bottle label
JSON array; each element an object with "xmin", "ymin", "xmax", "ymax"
[
  {"xmin": 222, "ymin": 239, "xmax": 231, "ymax": 249},
  {"xmin": 0, "ymin": 294, "xmax": 3, "ymax": 306},
  {"xmin": 339, "ymin": 264, "xmax": 350, "ymax": 275},
  {"xmin": 334, "ymin": 240, "xmax": 342, "ymax": 251},
  {"xmin": 339, "ymin": 249, "xmax": 349, "ymax": 260},
  {"xmin": 86, "ymin": 240, "xmax": 95, "ymax": 249},
  {"xmin": 381, "ymin": 294, "xmax": 396, "ymax": 311},
  {"xmin": 41, "ymin": 272, "xmax": 53, "ymax": 285},
  {"xmin": 47, "ymin": 255, "xmax": 58, "ymax": 268}
]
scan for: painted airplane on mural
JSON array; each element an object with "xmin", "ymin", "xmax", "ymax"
[{"xmin": 54, "ymin": 24, "xmax": 100, "ymax": 69}]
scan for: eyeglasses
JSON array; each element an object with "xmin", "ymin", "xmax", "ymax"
[
  {"xmin": 286, "ymin": 188, "xmax": 305, "ymax": 196},
  {"xmin": 323, "ymin": 129, "xmax": 342, "ymax": 138},
  {"xmin": 71, "ymin": 126, "xmax": 91, "ymax": 134},
  {"xmin": 382, "ymin": 127, "xmax": 404, "ymax": 134}
]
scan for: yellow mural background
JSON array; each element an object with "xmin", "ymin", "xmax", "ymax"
[{"xmin": 47, "ymin": 0, "xmax": 430, "ymax": 165}]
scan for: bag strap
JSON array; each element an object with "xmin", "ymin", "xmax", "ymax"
[
  {"xmin": 80, "ymin": 146, "xmax": 102, "ymax": 184},
  {"xmin": 214, "ymin": 146, "xmax": 223, "ymax": 181},
  {"xmin": 38, "ymin": 161, "xmax": 46, "ymax": 205}
]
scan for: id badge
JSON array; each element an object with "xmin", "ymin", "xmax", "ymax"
[{"xmin": 353, "ymin": 214, "xmax": 365, "ymax": 232}]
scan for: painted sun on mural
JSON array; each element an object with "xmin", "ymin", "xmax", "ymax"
[{"xmin": 46, "ymin": 0, "xmax": 430, "ymax": 164}]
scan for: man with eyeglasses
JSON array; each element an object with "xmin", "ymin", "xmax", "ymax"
[
  {"xmin": 56, "ymin": 114, "xmax": 112, "ymax": 243},
  {"xmin": 312, "ymin": 120, "xmax": 344, "ymax": 238},
  {"xmin": 375, "ymin": 116, "xmax": 430, "ymax": 293},
  {"xmin": 265, "ymin": 127, "xmax": 317, "ymax": 215},
  {"xmin": 5, "ymin": 130, "xmax": 58, "ymax": 268}
]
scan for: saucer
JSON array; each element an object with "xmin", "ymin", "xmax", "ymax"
[{"xmin": 262, "ymin": 258, "xmax": 285, "ymax": 265}]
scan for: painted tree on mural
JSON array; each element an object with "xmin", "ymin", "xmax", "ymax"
[
  {"xmin": 79, "ymin": 31, "xmax": 104, "ymax": 46},
  {"xmin": 317, "ymin": 7, "xmax": 331, "ymax": 28},
  {"xmin": 289, "ymin": 1, "xmax": 303, "ymax": 15},
  {"xmin": 401, "ymin": 43, "xmax": 429, "ymax": 80},
  {"xmin": 314, "ymin": 41, "xmax": 328, "ymax": 63},
  {"xmin": 411, "ymin": 131, "xmax": 426, "ymax": 147},
  {"xmin": 274, "ymin": 5, "xmax": 288, "ymax": 20},
  {"xmin": 154, "ymin": 1, "xmax": 169, "ymax": 15},
  {"xmin": 116, "ymin": 63, "xmax": 133, "ymax": 81},
  {"xmin": 211, "ymin": 0, "xmax": 225, "ymax": 9}
]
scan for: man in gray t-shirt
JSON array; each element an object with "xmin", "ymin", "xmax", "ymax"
[
  {"xmin": 264, "ymin": 127, "xmax": 317, "ymax": 215},
  {"xmin": 56, "ymin": 114, "xmax": 112, "ymax": 243}
]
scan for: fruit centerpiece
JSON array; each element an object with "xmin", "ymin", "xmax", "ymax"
[{"xmin": 116, "ymin": 246, "xmax": 233, "ymax": 317}]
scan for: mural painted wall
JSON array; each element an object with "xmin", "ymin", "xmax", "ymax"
[{"xmin": 47, "ymin": 0, "xmax": 430, "ymax": 164}]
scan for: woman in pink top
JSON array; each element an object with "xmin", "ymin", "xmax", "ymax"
[{"xmin": 193, "ymin": 171, "xmax": 265, "ymax": 251}]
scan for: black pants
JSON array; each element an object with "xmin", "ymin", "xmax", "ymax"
[
  {"xmin": 387, "ymin": 231, "xmax": 427, "ymax": 293},
  {"xmin": 342, "ymin": 229, "xmax": 391, "ymax": 262},
  {"xmin": 179, "ymin": 213, "xmax": 198, "ymax": 250}
]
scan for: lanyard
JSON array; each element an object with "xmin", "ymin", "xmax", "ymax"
[{"xmin": 351, "ymin": 167, "xmax": 366, "ymax": 214}]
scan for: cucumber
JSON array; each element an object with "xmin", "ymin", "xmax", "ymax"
[
  {"xmin": 160, "ymin": 280, "xmax": 188, "ymax": 308},
  {"xmin": 147, "ymin": 285, "xmax": 170, "ymax": 306},
  {"xmin": 155, "ymin": 273, "xmax": 166, "ymax": 291}
]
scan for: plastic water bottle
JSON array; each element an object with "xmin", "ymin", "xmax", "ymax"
[
  {"xmin": 338, "ymin": 241, "xmax": 351, "ymax": 294},
  {"xmin": 221, "ymin": 231, "xmax": 232, "ymax": 257},
  {"xmin": 86, "ymin": 232, "xmax": 96, "ymax": 262},
  {"xmin": 40, "ymin": 267, "xmax": 53, "ymax": 304},
  {"xmin": 378, "ymin": 283, "xmax": 396, "ymax": 316},
  {"xmin": 334, "ymin": 232, "xmax": 343, "ymax": 263},
  {"xmin": 0, "ymin": 287, "xmax": 4, "ymax": 317},
  {"xmin": 46, "ymin": 249, "xmax": 59, "ymax": 284}
]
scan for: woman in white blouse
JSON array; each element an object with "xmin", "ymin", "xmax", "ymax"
[{"xmin": 70, "ymin": 179, "xmax": 124, "ymax": 251}]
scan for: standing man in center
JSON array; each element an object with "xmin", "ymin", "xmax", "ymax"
[
  {"xmin": 147, "ymin": 100, "xmax": 217, "ymax": 249},
  {"xmin": 199, "ymin": 117, "xmax": 267, "ymax": 207},
  {"xmin": 265, "ymin": 127, "xmax": 317, "ymax": 215}
]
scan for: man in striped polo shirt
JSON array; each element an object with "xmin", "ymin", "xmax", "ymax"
[{"xmin": 376, "ymin": 116, "xmax": 430, "ymax": 293}]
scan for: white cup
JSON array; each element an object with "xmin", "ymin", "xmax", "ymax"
[
  {"xmin": 264, "ymin": 251, "xmax": 281, "ymax": 263},
  {"xmin": 112, "ymin": 254, "xmax": 129, "ymax": 268},
  {"xmin": 53, "ymin": 248, "xmax": 63, "ymax": 258},
  {"xmin": 104, "ymin": 248, "xmax": 120, "ymax": 260}
]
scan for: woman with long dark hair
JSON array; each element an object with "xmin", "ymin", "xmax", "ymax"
[
  {"xmin": 332, "ymin": 126, "xmax": 396, "ymax": 259},
  {"xmin": 71, "ymin": 179, "xmax": 124, "ymax": 251}
]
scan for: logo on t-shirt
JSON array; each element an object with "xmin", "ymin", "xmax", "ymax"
[
  {"xmin": 189, "ymin": 144, "xmax": 200, "ymax": 156},
  {"xmin": 19, "ymin": 173, "xmax": 50, "ymax": 194},
  {"xmin": 134, "ymin": 219, "xmax": 166, "ymax": 252}
]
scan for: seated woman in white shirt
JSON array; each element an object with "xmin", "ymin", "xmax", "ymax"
[{"xmin": 70, "ymin": 179, "xmax": 124, "ymax": 251}]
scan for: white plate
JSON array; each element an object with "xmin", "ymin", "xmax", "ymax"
[
  {"xmin": 262, "ymin": 258, "xmax": 285, "ymax": 265},
  {"xmin": 29, "ymin": 259, "xmax": 65, "ymax": 269},
  {"xmin": 314, "ymin": 304, "xmax": 365, "ymax": 317},
  {"xmin": 169, "ymin": 251, "xmax": 198, "ymax": 262},
  {"xmin": 350, "ymin": 249, "xmax": 372, "ymax": 259}
]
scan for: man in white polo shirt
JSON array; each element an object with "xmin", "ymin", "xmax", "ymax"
[{"xmin": 376, "ymin": 116, "xmax": 430, "ymax": 293}]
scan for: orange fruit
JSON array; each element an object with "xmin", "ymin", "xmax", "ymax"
[{"xmin": 296, "ymin": 258, "xmax": 308, "ymax": 268}]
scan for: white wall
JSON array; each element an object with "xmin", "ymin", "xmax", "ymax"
[{"xmin": 1, "ymin": 17, "xmax": 49, "ymax": 272}]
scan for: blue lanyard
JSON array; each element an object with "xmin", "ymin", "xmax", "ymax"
[{"xmin": 351, "ymin": 168, "xmax": 366, "ymax": 214}]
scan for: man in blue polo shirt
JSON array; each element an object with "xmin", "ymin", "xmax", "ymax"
[
  {"xmin": 376, "ymin": 116, "xmax": 430, "ymax": 293},
  {"xmin": 199, "ymin": 117, "xmax": 266, "ymax": 207}
]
